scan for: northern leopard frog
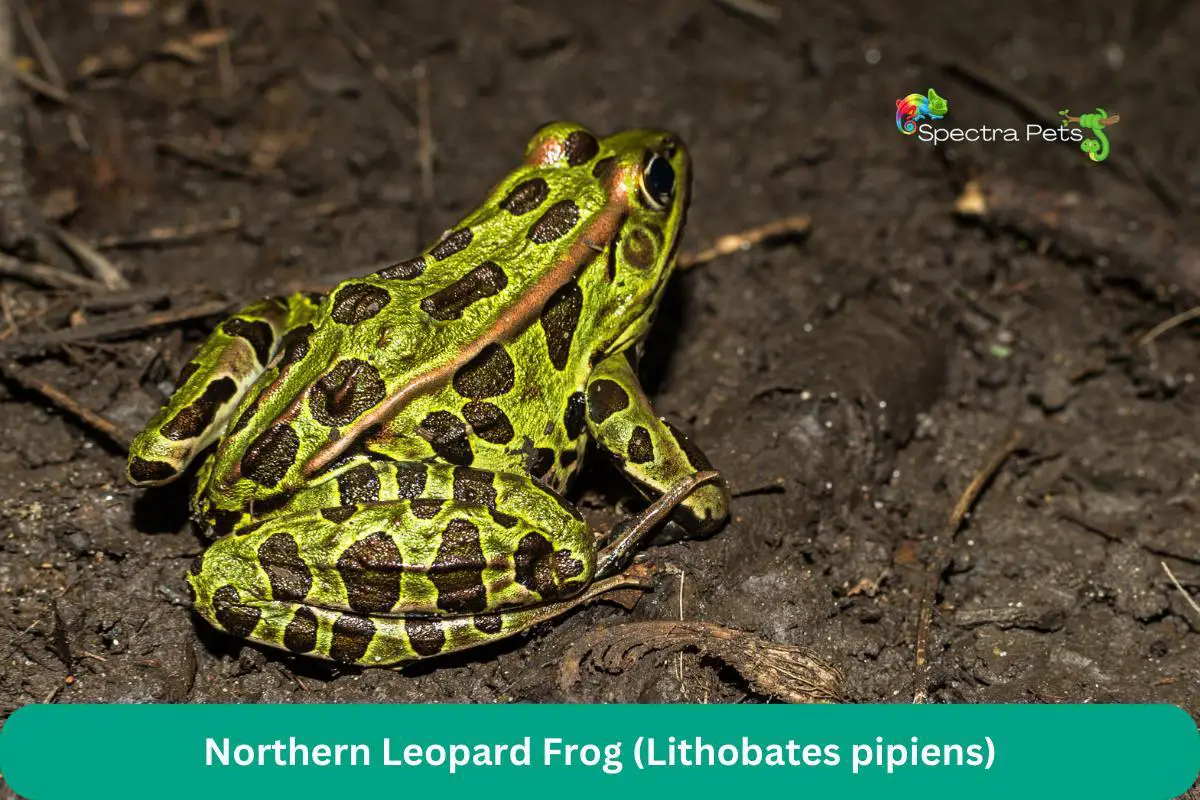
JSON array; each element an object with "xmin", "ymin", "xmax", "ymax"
[{"xmin": 127, "ymin": 123, "xmax": 730, "ymax": 666}]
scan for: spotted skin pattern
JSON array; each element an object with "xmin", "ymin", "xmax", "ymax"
[{"xmin": 127, "ymin": 123, "xmax": 729, "ymax": 666}]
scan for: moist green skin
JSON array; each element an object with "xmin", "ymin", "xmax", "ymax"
[{"xmin": 127, "ymin": 122, "xmax": 730, "ymax": 666}]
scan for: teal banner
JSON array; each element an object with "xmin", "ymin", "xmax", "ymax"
[{"xmin": 1, "ymin": 704, "xmax": 1197, "ymax": 799}]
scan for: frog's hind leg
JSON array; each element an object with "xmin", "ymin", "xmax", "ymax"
[
  {"xmin": 127, "ymin": 293, "xmax": 322, "ymax": 486},
  {"xmin": 187, "ymin": 464, "xmax": 609, "ymax": 665},
  {"xmin": 584, "ymin": 351, "xmax": 731, "ymax": 543}
]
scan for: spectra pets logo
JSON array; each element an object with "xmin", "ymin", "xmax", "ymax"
[
  {"xmin": 896, "ymin": 88, "xmax": 1118, "ymax": 164},
  {"xmin": 1058, "ymin": 108, "xmax": 1120, "ymax": 163},
  {"xmin": 895, "ymin": 89, "xmax": 948, "ymax": 134}
]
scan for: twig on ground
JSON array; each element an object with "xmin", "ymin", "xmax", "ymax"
[
  {"xmin": 677, "ymin": 214, "xmax": 811, "ymax": 270},
  {"xmin": 316, "ymin": 1, "xmax": 416, "ymax": 125},
  {"xmin": 11, "ymin": 0, "xmax": 87, "ymax": 149},
  {"xmin": 413, "ymin": 59, "xmax": 435, "ymax": 244},
  {"xmin": 0, "ymin": 253, "xmax": 106, "ymax": 291},
  {"xmin": 709, "ymin": 0, "xmax": 781, "ymax": 26},
  {"xmin": 954, "ymin": 175, "xmax": 1200, "ymax": 302},
  {"xmin": 0, "ymin": 360, "xmax": 132, "ymax": 451},
  {"xmin": 1138, "ymin": 306, "xmax": 1200, "ymax": 348},
  {"xmin": 203, "ymin": 0, "xmax": 236, "ymax": 95},
  {"xmin": 1161, "ymin": 562, "xmax": 1200, "ymax": 620},
  {"xmin": 913, "ymin": 430, "xmax": 1022, "ymax": 703},
  {"xmin": 560, "ymin": 620, "xmax": 843, "ymax": 704},
  {"xmin": 49, "ymin": 225, "xmax": 129, "ymax": 289},
  {"xmin": 2, "ymin": 298, "xmax": 235, "ymax": 354}
]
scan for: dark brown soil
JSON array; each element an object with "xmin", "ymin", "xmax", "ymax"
[{"xmin": 1, "ymin": 0, "xmax": 1198, "ymax": 727}]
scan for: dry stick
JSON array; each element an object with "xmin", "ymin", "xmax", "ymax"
[
  {"xmin": 709, "ymin": 0, "xmax": 782, "ymax": 25},
  {"xmin": 0, "ymin": 253, "xmax": 106, "ymax": 291},
  {"xmin": 413, "ymin": 59, "xmax": 435, "ymax": 245},
  {"xmin": 316, "ymin": 2, "xmax": 417, "ymax": 126},
  {"xmin": 942, "ymin": 60, "xmax": 1180, "ymax": 216},
  {"xmin": 4, "ymin": 298, "xmax": 235, "ymax": 353},
  {"xmin": 0, "ymin": 361, "xmax": 132, "ymax": 451},
  {"xmin": 203, "ymin": 0, "xmax": 236, "ymax": 95},
  {"xmin": 11, "ymin": 0, "xmax": 87, "ymax": 150},
  {"xmin": 677, "ymin": 214, "xmax": 811, "ymax": 270},
  {"xmin": 0, "ymin": 0, "xmax": 31, "ymax": 251},
  {"xmin": 49, "ymin": 225, "xmax": 129, "ymax": 289},
  {"xmin": 1059, "ymin": 113, "xmax": 1121, "ymax": 126},
  {"xmin": 913, "ymin": 430, "xmax": 1022, "ymax": 704},
  {"xmin": 1161, "ymin": 562, "xmax": 1200, "ymax": 620},
  {"xmin": 954, "ymin": 175, "xmax": 1200, "ymax": 302},
  {"xmin": 1138, "ymin": 306, "xmax": 1200, "ymax": 347}
]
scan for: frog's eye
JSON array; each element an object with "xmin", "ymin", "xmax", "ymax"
[{"xmin": 640, "ymin": 154, "xmax": 676, "ymax": 211}]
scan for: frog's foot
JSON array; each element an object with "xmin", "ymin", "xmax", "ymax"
[{"xmin": 595, "ymin": 470, "xmax": 722, "ymax": 579}]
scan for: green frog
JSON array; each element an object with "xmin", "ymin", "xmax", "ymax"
[{"xmin": 126, "ymin": 122, "xmax": 730, "ymax": 666}]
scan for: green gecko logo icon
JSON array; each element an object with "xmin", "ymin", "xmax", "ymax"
[{"xmin": 1059, "ymin": 108, "xmax": 1120, "ymax": 163}]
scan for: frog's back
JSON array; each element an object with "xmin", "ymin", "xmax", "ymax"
[{"xmin": 204, "ymin": 125, "xmax": 628, "ymax": 505}]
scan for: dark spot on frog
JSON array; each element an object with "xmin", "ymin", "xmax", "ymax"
[
  {"xmin": 410, "ymin": 498, "xmax": 445, "ymax": 519},
  {"xmin": 462, "ymin": 401, "xmax": 515, "ymax": 445},
  {"xmin": 420, "ymin": 262, "xmax": 509, "ymax": 321},
  {"xmin": 278, "ymin": 324, "xmax": 314, "ymax": 369},
  {"xmin": 221, "ymin": 317, "xmax": 275, "ymax": 366},
  {"xmin": 555, "ymin": 549, "xmax": 585, "ymax": 579},
  {"xmin": 453, "ymin": 343, "xmax": 515, "ymax": 398},
  {"xmin": 488, "ymin": 508, "xmax": 519, "ymax": 528},
  {"xmin": 209, "ymin": 508, "xmax": 243, "ymax": 537},
  {"xmin": 500, "ymin": 178, "xmax": 550, "ymax": 216},
  {"xmin": 540, "ymin": 280, "xmax": 583, "ymax": 370},
  {"xmin": 513, "ymin": 532, "xmax": 561, "ymax": 599},
  {"xmin": 559, "ymin": 449, "xmax": 576, "ymax": 468},
  {"xmin": 453, "ymin": 467, "xmax": 497, "ymax": 508},
  {"xmin": 253, "ymin": 490, "xmax": 294, "ymax": 517},
  {"xmin": 473, "ymin": 613, "xmax": 503, "ymax": 635},
  {"xmin": 161, "ymin": 376, "xmax": 238, "ymax": 441},
  {"xmin": 664, "ymin": 419, "xmax": 714, "ymax": 471},
  {"xmin": 128, "ymin": 456, "xmax": 179, "ymax": 484},
  {"xmin": 331, "ymin": 283, "xmax": 392, "ymax": 325},
  {"xmin": 395, "ymin": 462, "xmax": 428, "ymax": 500},
  {"xmin": 211, "ymin": 585, "xmax": 261, "ymax": 638},
  {"xmin": 622, "ymin": 225, "xmax": 657, "ymax": 271},
  {"xmin": 417, "ymin": 411, "xmax": 474, "ymax": 465},
  {"xmin": 563, "ymin": 391, "xmax": 587, "ymax": 439},
  {"xmin": 591, "ymin": 156, "xmax": 615, "ymax": 182},
  {"xmin": 321, "ymin": 505, "xmax": 357, "ymax": 523},
  {"xmin": 564, "ymin": 130, "xmax": 600, "ymax": 166},
  {"xmin": 430, "ymin": 228, "xmax": 474, "ymax": 260},
  {"xmin": 338, "ymin": 463, "xmax": 381, "ymax": 505},
  {"xmin": 330, "ymin": 613, "xmax": 376, "ymax": 663},
  {"xmin": 528, "ymin": 200, "xmax": 581, "ymax": 244},
  {"xmin": 627, "ymin": 425, "xmax": 654, "ymax": 464},
  {"xmin": 431, "ymin": 518, "xmax": 488, "ymax": 613},
  {"xmin": 405, "ymin": 617, "xmax": 446, "ymax": 657},
  {"xmin": 309, "ymin": 358, "xmax": 387, "ymax": 427},
  {"xmin": 258, "ymin": 532, "xmax": 313, "ymax": 602},
  {"xmin": 283, "ymin": 607, "xmax": 318, "ymax": 653},
  {"xmin": 337, "ymin": 531, "xmax": 405, "ymax": 614},
  {"xmin": 586, "ymin": 378, "xmax": 630, "ymax": 423},
  {"xmin": 242, "ymin": 423, "xmax": 301, "ymax": 488},
  {"xmin": 375, "ymin": 256, "xmax": 426, "ymax": 280},
  {"xmin": 527, "ymin": 447, "xmax": 554, "ymax": 479},
  {"xmin": 175, "ymin": 361, "xmax": 200, "ymax": 389}
]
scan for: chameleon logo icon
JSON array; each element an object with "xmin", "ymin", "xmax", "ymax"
[
  {"xmin": 895, "ymin": 88, "xmax": 948, "ymax": 135},
  {"xmin": 1059, "ymin": 108, "xmax": 1120, "ymax": 162}
]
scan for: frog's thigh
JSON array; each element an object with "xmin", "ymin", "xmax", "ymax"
[
  {"xmin": 127, "ymin": 293, "xmax": 321, "ymax": 486},
  {"xmin": 585, "ymin": 352, "xmax": 730, "ymax": 538},
  {"xmin": 188, "ymin": 467, "xmax": 596, "ymax": 665}
]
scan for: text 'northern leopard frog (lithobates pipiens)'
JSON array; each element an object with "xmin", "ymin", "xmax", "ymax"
[{"xmin": 127, "ymin": 123, "xmax": 730, "ymax": 666}]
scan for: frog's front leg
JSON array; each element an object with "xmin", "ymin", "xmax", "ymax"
[
  {"xmin": 187, "ymin": 463, "xmax": 608, "ymax": 665},
  {"xmin": 585, "ymin": 351, "xmax": 730, "ymax": 544},
  {"xmin": 127, "ymin": 293, "xmax": 321, "ymax": 486}
]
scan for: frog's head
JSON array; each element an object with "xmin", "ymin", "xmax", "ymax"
[{"xmin": 522, "ymin": 122, "xmax": 691, "ymax": 355}]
